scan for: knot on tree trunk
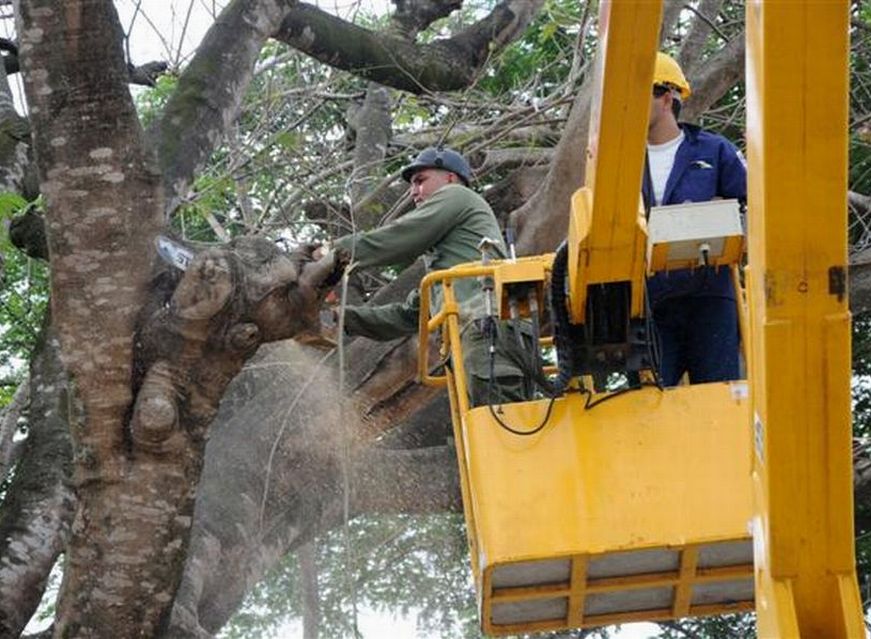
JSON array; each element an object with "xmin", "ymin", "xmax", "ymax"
[
  {"xmin": 130, "ymin": 237, "xmax": 346, "ymax": 455},
  {"xmin": 130, "ymin": 360, "xmax": 180, "ymax": 452},
  {"xmin": 226, "ymin": 322, "xmax": 261, "ymax": 352},
  {"xmin": 172, "ymin": 251, "xmax": 234, "ymax": 321}
]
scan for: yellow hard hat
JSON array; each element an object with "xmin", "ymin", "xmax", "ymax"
[{"xmin": 654, "ymin": 52, "xmax": 691, "ymax": 99}]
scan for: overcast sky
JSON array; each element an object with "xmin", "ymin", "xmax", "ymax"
[{"xmin": 115, "ymin": 0, "xmax": 385, "ymax": 66}]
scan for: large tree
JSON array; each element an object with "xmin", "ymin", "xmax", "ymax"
[{"xmin": 1, "ymin": 1, "xmax": 871, "ymax": 638}]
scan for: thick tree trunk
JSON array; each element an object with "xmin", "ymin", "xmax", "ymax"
[{"xmin": 17, "ymin": 2, "xmax": 168, "ymax": 633}]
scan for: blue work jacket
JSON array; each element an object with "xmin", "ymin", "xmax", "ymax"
[{"xmin": 643, "ymin": 124, "xmax": 747, "ymax": 304}]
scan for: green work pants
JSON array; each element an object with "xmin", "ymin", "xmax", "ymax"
[{"xmin": 461, "ymin": 321, "xmax": 533, "ymax": 408}]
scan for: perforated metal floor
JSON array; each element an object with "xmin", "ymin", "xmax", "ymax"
[{"xmin": 485, "ymin": 540, "xmax": 755, "ymax": 635}]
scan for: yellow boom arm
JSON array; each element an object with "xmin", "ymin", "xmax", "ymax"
[{"xmin": 566, "ymin": 1, "xmax": 660, "ymax": 323}]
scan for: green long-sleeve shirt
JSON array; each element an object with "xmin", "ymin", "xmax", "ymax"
[{"xmin": 335, "ymin": 183, "xmax": 506, "ymax": 341}]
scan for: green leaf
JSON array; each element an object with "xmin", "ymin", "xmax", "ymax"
[
  {"xmin": 539, "ymin": 21, "xmax": 558, "ymax": 42},
  {"xmin": 0, "ymin": 192, "xmax": 26, "ymax": 215}
]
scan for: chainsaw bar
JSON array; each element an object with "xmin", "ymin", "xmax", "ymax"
[{"xmin": 155, "ymin": 235, "xmax": 194, "ymax": 272}]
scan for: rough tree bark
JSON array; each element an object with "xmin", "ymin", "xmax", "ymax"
[
  {"xmin": 0, "ymin": 375, "xmax": 27, "ymax": 483},
  {"xmin": 274, "ymin": 0, "xmax": 545, "ymax": 94},
  {"xmin": 17, "ymin": 3, "xmax": 168, "ymax": 632},
  {"xmin": 0, "ymin": 321, "xmax": 73, "ymax": 638},
  {"xmin": 348, "ymin": 83, "xmax": 393, "ymax": 226}
]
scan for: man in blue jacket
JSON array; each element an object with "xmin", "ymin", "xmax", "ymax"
[{"xmin": 643, "ymin": 52, "xmax": 747, "ymax": 386}]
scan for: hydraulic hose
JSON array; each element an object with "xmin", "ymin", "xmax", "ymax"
[{"xmin": 549, "ymin": 241, "xmax": 575, "ymax": 395}]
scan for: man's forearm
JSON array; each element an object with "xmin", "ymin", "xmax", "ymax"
[{"xmin": 343, "ymin": 302, "xmax": 419, "ymax": 341}]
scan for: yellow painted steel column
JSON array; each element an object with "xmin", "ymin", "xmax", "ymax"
[
  {"xmin": 745, "ymin": 2, "xmax": 863, "ymax": 636},
  {"xmin": 567, "ymin": 0, "xmax": 661, "ymax": 322}
]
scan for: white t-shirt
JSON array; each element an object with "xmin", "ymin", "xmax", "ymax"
[{"xmin": 647, "ymin": 131, "xmax": 685, "ymax": 205}]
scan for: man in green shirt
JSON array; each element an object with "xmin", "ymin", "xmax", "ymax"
[{"xmin": 332, "ymin": 147, "xmax": 529, "ymax": 406}]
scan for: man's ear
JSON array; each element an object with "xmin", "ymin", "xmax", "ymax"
[{"xmin": 662, "ymin": 92, "xmax": 674, "ymax": 110}]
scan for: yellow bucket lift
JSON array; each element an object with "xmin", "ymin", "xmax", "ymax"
[
  {"xmin": 420, "ymin": 260, "xmax": 754, "ymax": 635},
  {"xmin": 417, "ymin": 1, "xmax": 863, "ymax": 636}
]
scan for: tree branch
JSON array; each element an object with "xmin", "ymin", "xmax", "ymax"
[
  {"xmin": 679, "ymin": 33, "xmax": 745, "ymax": 123},
  {"xmin": 393, "ymin": 122, "xmax": 562, "ymax": 149},
  {"xmin": 348, "ymin": 83, "xmax": 394, "ymax": 228},
  {"xmin": 152, "ymin": 0, "xmax": 295, "ymax": 214},
  {"xmin": 388, "ymin": 0, "xmax": 462, "ymax": 39},
  {"xmin": 168, "ymin": 333, "xmax": 452, "ymax": 634},
  {"xmin": 0, "ymin": 376, "xmax": 28, "ymax": 484},
  {"xmin": 274, "ymin": 0, "xmax": 544, "ymax": 94},
  {"xmin": 677, "ymin": 0, "xmax": 727, "ymax": 75},
  {"xmin": 0, "ymin": 322, "xmax": 74, "ymax": 638}
]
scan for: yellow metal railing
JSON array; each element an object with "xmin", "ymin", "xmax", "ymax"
[
  {"xmin": 419, "ymin": 258, "xmax": 748, "ymax": 399},
  {"xmin": 417, "ymin": 256, "xmax": 554, "ymax": 415},
  {"xmin": 417, "ymin": 262, "xmax": 489, "ymax": 387}
]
